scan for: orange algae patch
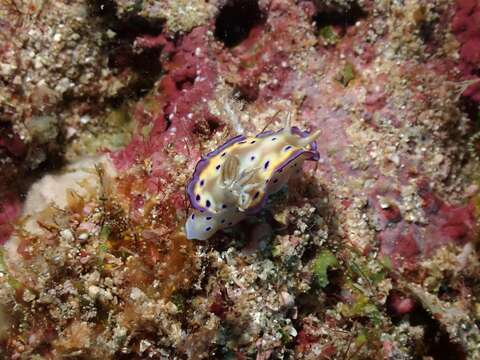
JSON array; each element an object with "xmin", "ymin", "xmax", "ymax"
[
  {"xmin": 0, "ymin": 159, "xmax": 196, "ymax": 358},
  {"xmin": 148, "ymin": 232, "xmax": 195, "ymax": 298},
  {"xmin": 120, "ymin": 230, "xmax": 196, "ymax": 299},
  {"xmin": 114, "ymin": 173, "xmax": 197, "ymax": 299}
]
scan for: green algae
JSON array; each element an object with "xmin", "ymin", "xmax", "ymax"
[
  {"xmin": 170, "ymin": 292, "xmax": 186, "ymax": 313},
  {"xmin": 318, "ymin": 25, "xmax": 339, "ymax": 46},
  {"xmin": 0, "ymin": 247, "xmax": 21, "ymax": 290},
  {"xmin": 313, "ymin": 250, "xmax": 338, "ymax": 288},
  {"xmin": 336, "ymin": 63, "xmax": 356, "ymax": 87},
  {"xmin": 100, "ymin": 224, "xmax": 112, "ymax": 240}
]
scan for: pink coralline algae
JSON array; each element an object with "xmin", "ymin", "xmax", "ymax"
[
  {"xmin": 372, "ymin": 181, "xmax": 476, "ymax": 265},
  {"xmin": 452, "ymin": 0, "xmax": 480, "ymax": 101},
  {"xmin": 112, "ymin": 27, "xmax": 217, "ymax": 173},
  {"xmin": 0, "ymin": 195, "xmax": 21, "ymax": 245},
  {"xmin": 387, "ymin": 291, "xmax": 416, "ymax": 316}
]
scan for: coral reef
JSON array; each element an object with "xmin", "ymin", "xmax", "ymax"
[{"xmin": 1, "ymin": 0, "xmax": 480, "ymax": 358}]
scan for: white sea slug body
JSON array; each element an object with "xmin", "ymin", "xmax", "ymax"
[{"xmin": 185, "ymin": 126, "xmax": 321, "ymax": 240}]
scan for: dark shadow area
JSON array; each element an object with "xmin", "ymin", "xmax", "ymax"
[
  {"xmin": 87, "ymin": 0, "xmax": 165, "ymax": 104},
  {"xmin": 191, "ymin": 114, "xmax": 224, "ymax": 138},
  {"xmin": 214, "ymin": 0, "xmax": 265, "ymax": 48},
  {"xmin": 314, "ymin": 1, "xmax": 367, "ymax": 31},
  {"xmin": 233, "ymin": 83, "xmax": 259, "ymax": 103},
  {"xmin": 0, "ymin": 121, "xmax": 66, "ymax": 199},
  {"xmin": 419, "ymin": 20, "xmax": 435, "ymax": 44},
  {"xmin": 461, "ymin": 96, "xmax": 480, "ymax": 124},
  {"xmin": 387, "ymin": 291, "xmax": 467, "ymax": 360}
]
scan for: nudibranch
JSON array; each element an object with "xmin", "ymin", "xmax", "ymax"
[{"xmin": 185, "ymin": 125, "xmax": 321, "ymax": 240}]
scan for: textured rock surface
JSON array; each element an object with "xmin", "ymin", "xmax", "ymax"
[{"xmin": 1, "ymin": 0, "xmax": 480, "ymax": 358}]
